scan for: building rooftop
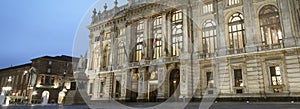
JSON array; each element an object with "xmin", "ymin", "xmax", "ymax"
[
  {"xmin": 31, "ymin": 55, "xmax": 79, "ymax": 62},
  {"xmin": 0, "ymin": 63, "xmax": 31, "ymax": 72}
]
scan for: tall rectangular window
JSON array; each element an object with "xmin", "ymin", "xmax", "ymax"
[
  {"xmin": 89, "ymin": 83, "xmax": 94, "ymax": 94},
  {"xmin": 206, "ymin": 72, "xmax": 214, "ymax": 88},
  {"xmin": 45, "ymin": 76, "xmax": 50, "ymax": 85},
  {"xmin": 152, "ymin": 15, "xmax": 163, "ymax": 59},
  {"xmin": 171, "ymin": 10, "xmax": 183, "ymax": 56},
  {"xmin": 228, "ymin": 13, "xmax": 245, "ymax": 53},
  {"xmin": 203, "ymin": 3, "xmax": 213, "ymax": 14},
  {"xmin": 202, "ymin": 20, "xmax": 217, "ymax": 55},
  {"xmin": 259, "ymin": 5, "xmax": 283, "ymax": 48},
  {"xmin": 100, "ymin": 82, "xmax": 104, "ymax": 93},
  {"xmin": 41, "ymin": 76, "xmax": 45, "ymax": 85},
  {"xmin": 228, "ymin": 0, "xmax": 240, "ymax": 6},
  {"xmin": 135, "ymin": 21, "xmax": 145, "ymax": 61},
  {"xmin": 102, "ymin": 45, "xmax": 111, "ymax": 69},
  {"xmin": 270, "ymin": 66, "xmax": 282, "ymax": 86},
  {"xmin": 118, "ymin": 42, "xmax": 125, "ymax": 66},
  {"xmin": 47, "ymin": 68, "xmax": 51, "ymax": 73},
  {"xmin": 234, "ymin": 69, "xmax": 243, "ymax": 87},
  {"xmin": 48, "ymin": 61, "xmax": 52, "ymax": 65},
  {"xmin": 50, "ymin": 77, "xmax": 55, "ymax": 85}
]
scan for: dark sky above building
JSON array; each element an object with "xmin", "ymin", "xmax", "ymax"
[{"xmin": 0, "ymin": 0, "xmax": 127, "ymax": 69}]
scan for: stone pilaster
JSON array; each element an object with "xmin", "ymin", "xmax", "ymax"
[
  {"xmin": 120, "ymin": 70, "xmax": 131, "ymax": 100},
  {"xmin": 216, "ymin": 1, "xmax": 227, "ymax": 56},
  {"xmin": 137, "ymin": 68, "xmax": 147, "ymax": 100},
  {"xmin": 278, "ymin": 0, "xmax": 297, "ymax": 47},
  {"xmin": 157, "ymin": 64, "xmax": 167, "ymax": 100},
  {"xmin": 243, "ymin": 0, "xmax": 257, "ymax": 53},
  {"xmin": 182, "ymin": 8, "xmax": 189, "ymax": 53},
  {"xmin": 162, "ymin": 13, "xmax": 168, "ymax": 57},
  {"xmin": 179, "ymin": 62, "xmax": 193, "ymax": 99}
]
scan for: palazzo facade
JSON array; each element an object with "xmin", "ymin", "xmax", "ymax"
[{"xmin": 86, "ymin": 0, "xmax": 300, "ymax": 102}]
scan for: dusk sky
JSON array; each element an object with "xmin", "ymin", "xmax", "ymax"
[{"xmin": 0, "ymin": 0, "xmax": 127, "ymax": 69}]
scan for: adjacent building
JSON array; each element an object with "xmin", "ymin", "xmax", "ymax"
[
  {"xmin": 87, "ymin": 0, "xmax": 300, "ymax": 102},
  {"xmin": 0, "ymin": 55, "xmax": 79, "ymax": 104}
]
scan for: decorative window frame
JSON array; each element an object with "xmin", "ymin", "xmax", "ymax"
[
  {"xmin": 229, "ymin": 64, "xmax": 247, "ymax": 94},
  {"xmin": 265, "ymin": 60, "xmax": 287, "ymax": 93}
]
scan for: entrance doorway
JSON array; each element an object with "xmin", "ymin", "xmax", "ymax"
[
  {"xmin": 148, "ymin": 81, "xmax": 158, "ymax": 102},
  {"xmin": 169, "ymin": 69, "xmax": 180, "ymax": 98}
]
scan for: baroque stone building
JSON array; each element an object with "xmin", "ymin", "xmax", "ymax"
[
  {"xmin": 0, "ymin": 55, "xmax": 79, "ymax": 104},
  {"xmin": 86, "ymin": 0, "xmax": 300, "ymax": 102}
]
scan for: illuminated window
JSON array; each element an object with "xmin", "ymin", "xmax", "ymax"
[
  {"xmin": 228, "ymin": 13, "xmax": 245, "ymax": 52},
  {"xmin": 47, "ymin": 68, "xmax": 51, "ymax": 73},
  {"xmin": 228, "ymin": 0, "xmax": 240, "ymax": 6},
  {"xmin": 259, "ymin": 5, "xmax": 283, "ymax": 47},
  {"xmin": 270, "ymin": 66, "xmax": 282, "ymax": 86},
  {"xmin": 152, "ymin": 16, "xmax": 163, "ymax": 59},
  {"xmin": 203, "ymin": 3, "xmax": 213, "ymax": 14},
  {"xmin": 117, "ymin": 42, "xmax": 125, "ymax": 66},
  {"xmin": 171, "ymin": 10, "xmax": 183, "ymax": 56},
  {"xmin": 48, "ymin": 61, "xmax": 52, "ymax": 65},
  {"xmin": 270, "ymin": 66, "xmax": 283, "ymax": 93},
  {"xmin": 202, "ymin": 20, "xmax": 217, "ymax": 54},
  {"xmin": 136, "ymin": 21, "xmax": 145, "ymax": 62}
]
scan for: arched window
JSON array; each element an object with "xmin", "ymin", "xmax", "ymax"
[
  {"xmin": 117, "ymin": 42, "xmax": 125, "ymax": 66},
  {"xmin": 228, "ymin": 13, "xmax": 245, "ymax": 53},
  {"xmin": 103, "ymin": 44, "xmax": 110, "ymax": 69},
  {"xmin": 259, "ymin": 5, "xmax": 283, "ymax": 48},
  {"xmin": 136, "ymin": 21, "xmax": 145, "ymax": 62},
  {"xmin": 171, "ymin": 10, "xmax": 183, "ymax": 56},
  {"xmin": 202, "ymin": 19, "xmax": 217, "ymax": 55},
  {"xmin": 152, "ymin": 16, "xmax": 162, "ymax": 59}
]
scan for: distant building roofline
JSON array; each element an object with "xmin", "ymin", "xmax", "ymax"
[
  {"xmin": 31, "ymin": 55, "xmax": 79, "ymax": 62},
  {"xmin": 0, "ymin": 63, "xmax": 32, "ymax": 72}
]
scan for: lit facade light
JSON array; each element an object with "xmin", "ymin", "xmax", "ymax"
[
  {"xmin": 8, "ymin": 76, "xmax": 12, "ymax": 82},
  {"xmin": 32, "ymin": 91, "xmax": 38, "ymax": 95},
  {"xmin": 2, "ymin": 87, "xmax": 12, "ymax": 91}
]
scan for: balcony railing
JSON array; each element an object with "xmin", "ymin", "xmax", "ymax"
[
  {"xmin": 227, "ymin": 48, "xmax": 245, "ymax": 55},
  {"xmin": 257, "ymin": 43, "xmax": 284, "ymax": 51}
]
